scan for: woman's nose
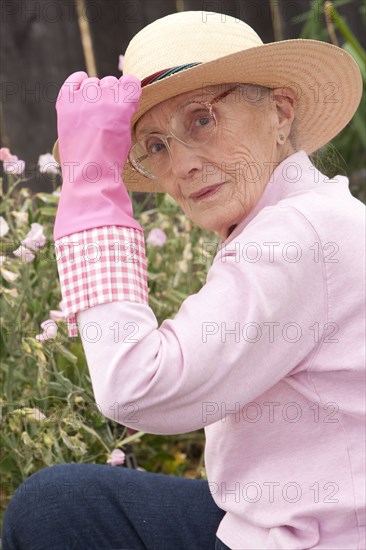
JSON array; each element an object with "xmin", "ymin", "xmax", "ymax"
[{"xmin": 169, "ymin": 139, "xmax": 203, "ymax": 179}]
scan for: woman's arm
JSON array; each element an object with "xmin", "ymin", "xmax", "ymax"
[{"xmin": 67, "ymin": 205, "xmax": 327, "ymax": 435}]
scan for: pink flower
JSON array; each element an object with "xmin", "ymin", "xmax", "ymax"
[
  {"xmin": 0, "ymin": 148, "xmax": 12, "ymax": 161},
  {"xmin": 50, "ymin": 300, "xmax": 67, "ymax": 321},
  {"xmin": 3, "ymin": 154, "xmax": 25, "ymax": 175},
  {"xmin": 0, "ymin": 216, "xmax": 9, "ymax": 237},
  {"xmin": 107, "ymin": 448, "xmax": 125, "ymax": 466},
  {"xmin": 0, "ymin": 254, "xmax": 20, "ymax": 282},
  {"xmin": 0, "ymin": 267, "xmax": 19, "ymax": 283},
  {"xmin": 13, "ymin": 223, "xmax": 46, "ymax": 261},
  {"xmin": 13, "ymin": 244, "xmax": 35, "ymax": 263},
  {"xmin": 0, "ymin": 148, "xmax": 25, "ymax": 174},
  {"xmin": 35, "ymin": 320, "xmax": 58, "ymax": 341},
  {"xmin": 146, "ymin": 228, "xmax": 167, "ymax": 247},
  {"xmin": 118, "ymin": 55, "xmax": 125, "ymax": 71},
  {"xmin": 22, "ymin": 223, "xmax": 47, "ymax": 251},
  {"xmin": 38, "ymin": 153, "xmax": 59, "ymax": 175},
  {"xmin": 49, "ymin": 310, "xmax": 66, "ymax": 321}
]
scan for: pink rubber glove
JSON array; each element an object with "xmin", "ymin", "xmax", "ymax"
[{"xmin": 53, "ymin": 71, "xmax": 143, "ymax": 241}]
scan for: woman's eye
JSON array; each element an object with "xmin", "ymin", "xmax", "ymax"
[
  {"xmin": 190, "ymin": 110, "xmax": 215, "ymax": 132},
  {"xmin": 194, "ymin": 116, "xmax": 211, "ymax": 127},
  {"xmin": 146, "ymin": 140, "xmax": 166, "ymax": 155}
]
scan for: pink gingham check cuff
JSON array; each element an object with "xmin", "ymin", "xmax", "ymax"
[{"xmin": 55, "ymin": 226, "xmax": 149, "ymax": 337}]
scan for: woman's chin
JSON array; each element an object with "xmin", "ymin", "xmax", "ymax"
[{"xmin": 189, "ymin": 214, "xmax": 229, "ymax": 238}]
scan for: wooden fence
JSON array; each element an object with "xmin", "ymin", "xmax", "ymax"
[{"xmin": 0, "ymin": 0, "xmax": 364, "ymax": 193}]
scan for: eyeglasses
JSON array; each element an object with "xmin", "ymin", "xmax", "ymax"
[{"xmin": 128, "ymin": 84, "xmax": 242, "ymax": 180}]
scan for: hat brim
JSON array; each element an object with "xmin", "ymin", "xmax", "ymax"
[{"xmin": 54, "ymin": 39, "xmax": 363, "ymax": 193}]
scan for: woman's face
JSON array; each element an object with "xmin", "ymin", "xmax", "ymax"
[{"xmin": 134, "ymin": 83, "xmax": 294, "ymax": 239}]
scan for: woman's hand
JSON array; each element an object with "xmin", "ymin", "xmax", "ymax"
[
  {"xmin": 56, "ymin": 71, "xmax": 141, "ymax": 171},
  {"xmin": 53, "ymin": 71, "xmax": 143, "ymax": 241}
]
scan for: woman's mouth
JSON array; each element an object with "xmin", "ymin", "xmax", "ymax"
[{"xmin": 190, "ymin": 184, "xmax": 223, "ymax": 201}]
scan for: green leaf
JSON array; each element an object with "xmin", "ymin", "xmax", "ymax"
[
  {"xmin": 0, "ymin": 453, "xmax": 18, "ymax": 473},
  {"xmin": 39, "ymin": 207, "xmax": 57, "ymax": 217},
  {"xmin": 36, "ymin": 193, "xmax": 60, "ymax": 205},
  {"xmin": 79, "ymin": 424, "xmax": 110, "ymax": 452},
  {"xmin": 326, "ymin": 3, "xmax": 366, "ymax": 63},
  {"xmin": 118, "ymin": 430, "xmax": 145, "ymax": 446},
  {"xmin": 55, "ymin": 344, "xmax": 78, "ymax": 365},
  {"xmin": 342, "ymin": 42, "xmax": 366, "ymax": 82},
  {"xmin": 60, "ymin": 429, "xmax": 78, "ymax": 452},
  {"xmin": 350, "ymin": 110, "xmax": 366, "ymax": 148},
  {"xmin": 156, "ymin": 192, "xmax": 166, "ymax": 208}
]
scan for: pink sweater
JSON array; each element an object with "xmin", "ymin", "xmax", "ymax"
[{"xmin": 56, "ymin": 151, "xmax": 366, "ymax": 549}]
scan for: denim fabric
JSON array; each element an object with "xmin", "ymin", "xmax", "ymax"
[
  {"xmin": 215, "ymin": 537, "xmax": 231, "ymax": 550},
  {"xmin": 2, "ymin": 463, "xmax": 229, "ymax": 550}
]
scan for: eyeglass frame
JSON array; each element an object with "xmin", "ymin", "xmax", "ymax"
[{"xmin": 127, "ymin": 83, "xmax": 243, "ymax": 180}]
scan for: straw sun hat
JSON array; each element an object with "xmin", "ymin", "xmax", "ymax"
[{"xmin": 53, "ymin": 10, "xmax": 362, "ymax": 193}]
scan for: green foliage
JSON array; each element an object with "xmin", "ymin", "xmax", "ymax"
[
  {"xmin": 0, "ymin": 175, "xmax": 214, "ymax": 522},
  {"xmin": 294, "ymin": 0, "xmax": 366, "ymax": 197}
]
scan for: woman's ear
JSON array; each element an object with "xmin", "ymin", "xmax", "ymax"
[{"xmin": 271, "ymin": 87, "xmax": 296, "ymax": 139}]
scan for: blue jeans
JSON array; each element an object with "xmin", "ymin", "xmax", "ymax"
[{"xmin": 2, "ymin": 463, "xmax": 230, "ymax": 550}]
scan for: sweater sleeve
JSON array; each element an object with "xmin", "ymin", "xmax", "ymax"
[
  {"xmin": 75, "ymin": 205, "xmax": 327, "ymax": 435},
  {"xmin": 54, "ymin": 225, "xmax": 148, "ymax": 337}
]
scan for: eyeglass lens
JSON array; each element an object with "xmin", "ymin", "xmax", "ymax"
[{"xmin": 130, "ymin": 101, "xmax": 217, "ymax": 179}]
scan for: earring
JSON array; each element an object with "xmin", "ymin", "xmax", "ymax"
[{"xmin": 278, "ymin": 133, "xmax": 285, "ymax": 142}]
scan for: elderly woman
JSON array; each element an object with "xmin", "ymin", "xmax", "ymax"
[{"xmin": 2, "ymin": 10, "xmax": 365, "ymax": 550}]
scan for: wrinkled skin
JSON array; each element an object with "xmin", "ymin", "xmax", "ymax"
[{"xmin": 135, "ymin": 83, "xmax": 295, "ymax": 240}]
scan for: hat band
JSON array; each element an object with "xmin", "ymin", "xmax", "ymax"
[{"xmin": 141, "ymin": 62, "xmax": 202, "ymax": 87}]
